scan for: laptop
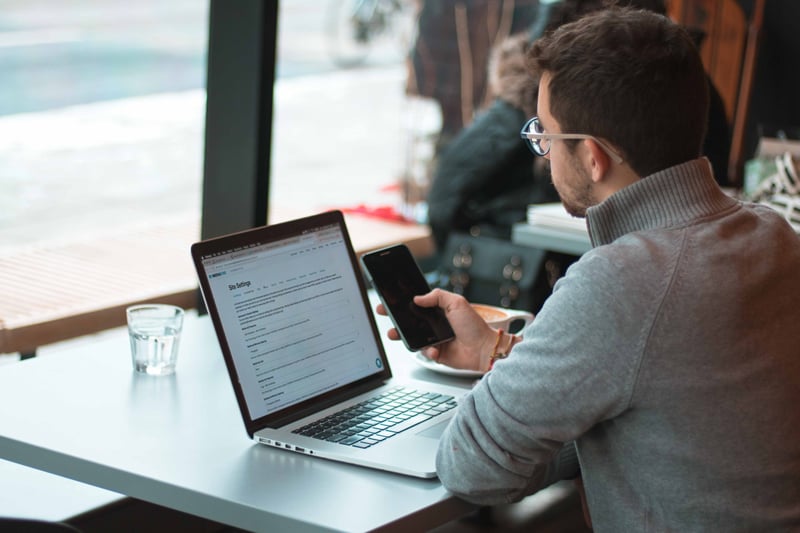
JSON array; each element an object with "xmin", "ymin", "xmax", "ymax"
[{"xmin": 190, "ymin": 210, "xmax": 465, "ymax": 478}]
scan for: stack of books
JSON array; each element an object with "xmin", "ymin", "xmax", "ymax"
[{"xmin": 526, "ymin": 203, "xmax": 587, "ymax": 235}]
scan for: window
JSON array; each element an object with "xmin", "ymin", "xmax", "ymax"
[
  {"xmin": 202, "ymin": 0, "xmax": 441, "ymax": 239},
  {"xmin": 270, "ymin": 0, "xmax": 438, "ymax": 223},
  {"xmin": 0, "ymin": 1, "xmax": 209, "ymax": 361},
  {"xmin": 0, "ymin": 1, "xmax": 209, "ymax": 252},
  {"xmin": 0, "ymin": 0, "xmax": 538, "ymax": 360}
]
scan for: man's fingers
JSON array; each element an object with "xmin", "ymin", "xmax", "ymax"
[
  {"xmin": 413, "ymin": 288, "xmax": 443, "ymax": 307},
  {"xmin": 421, "ymin": 346, "xmax": 441, "ymax": 361}
]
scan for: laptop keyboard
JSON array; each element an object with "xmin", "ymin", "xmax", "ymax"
[{"xmin": 293, "ymin": 387, "xmax": 457, "ymax": 448}]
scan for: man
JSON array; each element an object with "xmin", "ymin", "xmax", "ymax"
[{"xmin": 379, "ymin": 7, "xmax": 800, "ymax": 531}]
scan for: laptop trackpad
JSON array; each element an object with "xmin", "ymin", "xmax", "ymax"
[{"xmin": 416, "ymin": 420, "xmax": 449, "ymax": 439}]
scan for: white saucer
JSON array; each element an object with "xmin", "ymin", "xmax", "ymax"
[{"xmin": 414, "ymin": 352, "xmax": 484, "ymax": 378}]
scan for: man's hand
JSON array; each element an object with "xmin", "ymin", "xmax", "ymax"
[{"xmin": 376, "ymin": 288, "xmax": 498, "ymax": 372}]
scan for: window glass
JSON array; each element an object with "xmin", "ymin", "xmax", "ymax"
[
  {"xmin": 271, "ymin": 0, "xmax": 440, "ymax": 224},
  {"xmin": 0, "ymin": 0, "xmax": 439, "ymax": 253},
  {"xmin": 0, "ymin": 0, "xmax": 208, "ymax": 252}
]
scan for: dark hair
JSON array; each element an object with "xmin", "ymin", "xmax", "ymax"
[
  {"xmin": 544, "ymin": 0, "xmax": 666, "ymax": 32},
  {"xmin": 529, "ymin": 7, "xmax": 708, "ymax": 177}
]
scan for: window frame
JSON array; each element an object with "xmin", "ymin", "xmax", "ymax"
[{"xmin": 201, "ymin": 0, "xmax": 278, "ymax": 239}]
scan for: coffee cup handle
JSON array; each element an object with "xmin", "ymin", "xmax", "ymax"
[{"xmin": 504, "ymin": 309, "xmax": 534, "ymax": 332}]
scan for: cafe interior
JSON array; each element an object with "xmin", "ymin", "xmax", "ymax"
[{"xmin": 0, "ymin": 0, "xmax": 797, "ymax": 531}]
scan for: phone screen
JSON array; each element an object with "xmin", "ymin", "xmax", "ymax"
[{"xmin": 361, "ymin": 245, "xmax": 455, "ymax": 351}]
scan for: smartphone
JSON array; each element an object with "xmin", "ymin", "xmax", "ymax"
[{"xmin": 361, "ymin": 244, "xmax": 455, "ymax": 351}]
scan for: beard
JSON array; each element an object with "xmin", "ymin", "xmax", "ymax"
[{"xmin": 555, "ymin": 153, "xmax": 596, "ymax": 218}]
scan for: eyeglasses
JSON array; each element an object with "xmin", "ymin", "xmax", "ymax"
[{"xmin": 519, "ymin": 116, "xmax": 624, "ymax": 164}]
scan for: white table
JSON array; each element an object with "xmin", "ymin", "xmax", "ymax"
[
  {"xmin": 0, "ymin": 458, "xmax": 121, "ymax": 522},
  {"xmin": 0, "ymin": 312, "xmax": 476, "ymax": 532},
  {"xmin": 512, "ymin": 222, "xmax": 591, "ymax": 256},
  {"xmin": 511, "ymin": 203, "xmax": 591, "ymax": 256}
]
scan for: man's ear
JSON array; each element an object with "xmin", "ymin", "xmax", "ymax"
[{"xmin": 583, "ymin": 138, "xmax": 611, "ymax": 184}]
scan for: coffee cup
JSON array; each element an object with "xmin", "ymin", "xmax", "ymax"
[{"xmin": 471, "ymin": 303, "xmax": 534, "ymax": 333}]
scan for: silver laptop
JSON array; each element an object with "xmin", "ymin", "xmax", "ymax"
[{"xmin": 191, "ymin": 210, "xmax": 464, "ymax": 478}]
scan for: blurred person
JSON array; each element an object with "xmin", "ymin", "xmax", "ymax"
[
  {"xmin": 406, "ymin": 0, "xmax": 540, "ymax": 153},
  {"xmin": 426, "ymin": 31, "xmax": 557, "ymax": 250},
  {"xmin": 380, "ymin": 7, "xmax": 800, "ymax": 530}
]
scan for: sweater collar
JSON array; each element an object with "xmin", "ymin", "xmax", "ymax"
[{"xmin": 586, "ymin": 158, "xmax": 738, "ymax": 247}]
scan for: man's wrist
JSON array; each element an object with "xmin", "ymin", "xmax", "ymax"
[{"xmin": 486, "ymin": 329, "xmax": 520, "ymax": 372}]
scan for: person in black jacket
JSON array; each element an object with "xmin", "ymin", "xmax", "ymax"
[{"xmin": 426, "ymin": 32, "xmax": 557, "ymax": 249}]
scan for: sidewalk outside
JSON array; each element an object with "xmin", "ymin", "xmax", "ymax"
[{"xmin": 0, "ymin": 64, "xmax": 440, "ymax": 254}]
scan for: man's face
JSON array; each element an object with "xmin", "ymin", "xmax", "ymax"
[{"xmin": 537, "ymin": 73, "xmax": 597, "ymax": 218}]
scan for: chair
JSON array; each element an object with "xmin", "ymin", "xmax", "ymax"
[{"xmin": 668, "ymin": 0, "xmax": 766, "ymax": 186}]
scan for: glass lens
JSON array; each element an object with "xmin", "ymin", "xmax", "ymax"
[{"xmin": 530, "ymin": 117, "xmax": 549, "ymax": 156}]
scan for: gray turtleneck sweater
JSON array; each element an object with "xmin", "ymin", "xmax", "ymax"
[{"xmin": 436, "ymin": 158, "xmax": 800, "ymax": 531}]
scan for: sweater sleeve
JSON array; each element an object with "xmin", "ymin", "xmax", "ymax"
[{"xmin": 436, "ymin": 248, "xmax": 661, "ymax": 504}]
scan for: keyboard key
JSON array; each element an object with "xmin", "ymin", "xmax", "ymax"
[
  {"xmin": 389, "ymin": 413, "xmax": 432, "ymax": 432},
  {"xmin": 340, "ymin": 435, "xmax": 365, "ymax": 445}
]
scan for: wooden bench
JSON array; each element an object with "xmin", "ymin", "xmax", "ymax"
[
  {"xmin": 0, "ymin": 217, "xmax": 200, "ymax": 359},
  {"xmin": 0, "ymin": 212, "xmax": 433, "ymax": 359}
]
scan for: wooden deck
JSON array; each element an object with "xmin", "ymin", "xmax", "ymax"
[
  {"xmin": 0, "ymin": 217, "xmax": 200, "ymax": 357},
  {"xmin": 0, "ymin": 212, "xmax": 433, "ymax": 358}
]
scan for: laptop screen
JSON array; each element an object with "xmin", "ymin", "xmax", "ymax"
[{"xmin": 194, "ymin": 213, "xmax": 390, "ymax": 427}]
